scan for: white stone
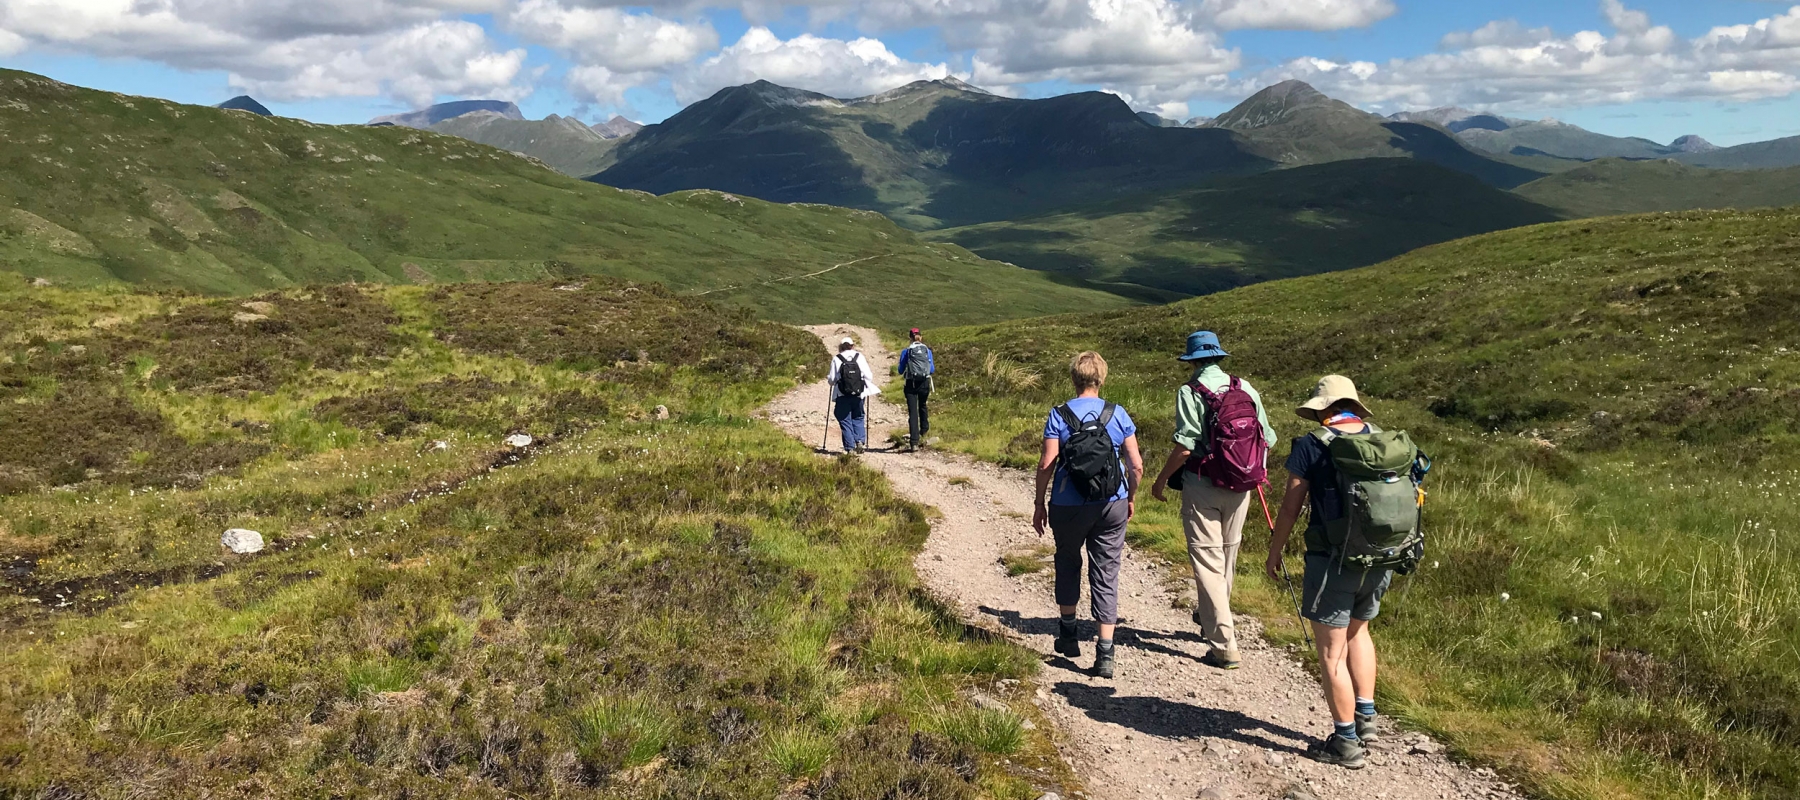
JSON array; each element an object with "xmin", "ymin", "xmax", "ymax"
[
  {"xmin": 653, "ymin": 405, "xmax": 671, "ymax": 420},
  {"xmin": 221, "ymin": 528, "xmax": 264, "ymax": 554},
  {"xmin": 504, "ymin": 434, "xmax": 533, "ymax": 448}
]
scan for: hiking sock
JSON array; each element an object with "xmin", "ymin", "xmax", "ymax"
[
  {"xmin": 1334, "ymin": 721, "xmax": 1359, "ymax": 741},
  {"xmin": 1355, "ymin": 698, "xmax": 1377, "ymax": 719}
]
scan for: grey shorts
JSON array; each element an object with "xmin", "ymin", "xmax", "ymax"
[{"xmin": 1301, "ymin": 553, "xmax": 1394, "ymax": 628}]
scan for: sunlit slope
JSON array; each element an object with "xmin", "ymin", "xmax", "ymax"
[
  {"xmin": 924, "ymin": 208, "xmax": 1800, "ymax": 799},
  {"xmin": 0, "ymin": 69, "xmax": 1123, "ymax": 327}
]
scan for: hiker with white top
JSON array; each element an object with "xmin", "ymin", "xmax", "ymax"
[
  {"xmin": 1266, "ymin": 375, "xmax": 1431, "ymax": 769},
  {"xmin": 896, "ymin": 327, "xmax": 935, "ymax": 452},
  {"xmin": 828, "ymin": 337, "xmax": 879, "ymax": 453},
  {"xmin": 1150, "ymin": 330, "xmax": 1277, "ymax": 671}
]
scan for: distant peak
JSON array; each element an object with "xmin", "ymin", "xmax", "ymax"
[
  {"xmin": 730, "ymin": 81, "xmax": 844, "ymax": 108},
  {"xmin": 592, "ymin": 115, "xmax": 644, "ymax": 139},
  {"xmin": 369, "ymin": 100, "xmax": 523, "ymax": 129},
  {"xmin": 1212, "ymin": 79, "xmax": 1352, "ymax": 131},
  {"xmin": 936, "ymin": 76, "xmax": 991, "ymax": 95},
  {"xmin": 217, "ymin": 95, "xmax": 272, "ymax": 117},
  {"xmin": 1258, "ymin": 80, "xmax": 1327, "ymax": 102},
  {"xmin": 1669, "ymin": 134, "xmax": 1719, "ymax": 153}
]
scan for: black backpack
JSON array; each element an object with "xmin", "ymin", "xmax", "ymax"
[
  {"xmin": 1054, "ymin": 403, "xmax": 1122, "ymax": 502},
  {"xmin": 836, "ymin": 353, "xmax": 866, "ymax": 396}
]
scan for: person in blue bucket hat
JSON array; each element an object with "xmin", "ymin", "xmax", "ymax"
[{"xmin": 1151, "ymin": 330, "xmax": 1276, "ymax": 670}]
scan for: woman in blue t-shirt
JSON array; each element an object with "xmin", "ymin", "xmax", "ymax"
[{"xmin": 1031, "ymin": 351, "xmax": 1144, "ymax": 679}]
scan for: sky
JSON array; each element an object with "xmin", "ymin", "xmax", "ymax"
[{"xmin": 4, "ymin": 1, "xmax": 1800, "ymax": 146}]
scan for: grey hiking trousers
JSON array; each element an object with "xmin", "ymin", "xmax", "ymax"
[{"xmin": 1049, "ymin": 500, "xmax": 1130, "ymax": 625}]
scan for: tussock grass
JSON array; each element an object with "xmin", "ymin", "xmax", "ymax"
[
  {"xmin": 923, "ymin": 208, "xmax": 1800, "ymax": 799},
  {"xmin": 0, "ymin": 278, "xmax": 1072, "ymax": 798}
]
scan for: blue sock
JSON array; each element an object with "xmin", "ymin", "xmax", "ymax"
[
  {"xmin": 1335, "ymin": 721, "xmax": 1359, "ymax": 740},
  {"xmin": 1355, "ymin": 698, "xmax": 1377, "ymax": 718}
]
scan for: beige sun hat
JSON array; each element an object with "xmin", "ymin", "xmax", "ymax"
[{"xmin": 1296, "ymin": 375, "xmax": 1373, "ymax": 422}]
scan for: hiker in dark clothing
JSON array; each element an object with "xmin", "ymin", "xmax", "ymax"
[
  {"xmin": 896, "ymin": 328, "xmax": 934, "ymax": 452},
  {"xmin": 1032, "ymin": 351, "xmax": 1144, "ymax": 679},
  {"xmin": 1266, "ymin": 375, "xmax": 1428, "ymax": 770}
]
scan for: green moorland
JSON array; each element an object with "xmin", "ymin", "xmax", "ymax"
[
  {"xmin": 929, "ymin": 159, "xmax": 1563, "ymax": 299},
  {"xmin": 1516, "ymin": 159, "xmax": 1800, "ymax": 219},
  {"xmin": 0, "ymin": 275, "xmax": 1070, "ymax": 798},
  {"xmin": 914, "ymin": 209, "xmax": 1800, "ymax": 799},
  {"xmin": 0, "ymin": 69, "xmax": 1123, "ymax": 329}
]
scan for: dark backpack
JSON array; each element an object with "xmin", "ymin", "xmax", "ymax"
[
  {"xmin": 903, "ymin": 343, "xmax": 932, "ymax": 380},
  {"xmin": 1315, "ymin": 424, "xmax": 1428, "ymax": 572},
  {"xmin": 835, "ymin": 353, "xmax": 865, "ymax": 396},
  {"xmin": 1054, "ymin": 403, "xmax": 1123, "ymax": 502},
  {"xmin": 1190, "ymin": 377, "xmax": 1270, "ymax": 492}
]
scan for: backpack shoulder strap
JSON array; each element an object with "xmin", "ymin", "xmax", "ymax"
[
  {"xmin": 1310, "ymin": 426, "xmax": 1338, "ymax": 446},
  {"xmin": 1098, "ymin": 402, "xmax": 1117, "ymax": 427},
  {"xmin": 1188, "ymin": 379, "xmax": 1220, "ymax": 404},
  {"xmin": 1053, "ymin": 404, "xmax": 1083, "ymax": 434},
  {"xmin": 1227, "ymin": 375, "xmax": 1241, "ymax": 393}
]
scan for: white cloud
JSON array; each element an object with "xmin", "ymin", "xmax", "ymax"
[
  {"xmin": 1256, "ymin": 1, "xmax": 1800, "ymax": 113},
  {"xmin": 1440, "ymin": 20, "xmax": 1554, "ymax": 50},
  {"xmin": 674, "ymin": 27, "xmax": 952, "ymax": 102},
  {"xmin": 0, "ymin": 0, "xmax": 531, "ymax": 106},
  {"xmin": 955, "ymin": 0, "xmax": 1239, "ymax": 104},
  {"xmin": 505, "ymin": 0, "xmax": 716, "ymax": 73},
  {"xmin": 0, "ymin": 26, "xmax": 23, "ymax": 57},
  {"xmin": 1202, "ymin": 0, "xmax": 1395, "ymax": 32}
]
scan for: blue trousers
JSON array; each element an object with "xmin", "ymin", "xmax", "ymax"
[{"xmin": 834, "ymin": 395, "xmax": 867, "ymax": 451}]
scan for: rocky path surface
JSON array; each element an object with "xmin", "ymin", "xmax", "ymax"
[{"xmin": 762, "ymin": 325, "xmax": 1523, "ymax": 800}]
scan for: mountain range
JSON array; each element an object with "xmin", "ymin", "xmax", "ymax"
[
  {"xmin": 3, "ymin": 68, "xmax": 1114, "ymax": 328},
  {"xmin": 587, "ymin": 77, "xmax": 1544, "ymax": 229}
]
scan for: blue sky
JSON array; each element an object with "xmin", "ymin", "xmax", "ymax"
[{"xmin": 4, "ymin": 0, "xmax": 1800, "ymax": 145}]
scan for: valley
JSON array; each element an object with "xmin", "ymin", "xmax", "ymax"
[{"xmin": 2, "ymin": 59, "xmax": 1799, "ymax": 800}]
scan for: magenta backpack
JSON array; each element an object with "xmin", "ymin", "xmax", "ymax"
[{"xmin": 1189, "ymin": 376, "xmax": 1270, "ymax": 492}]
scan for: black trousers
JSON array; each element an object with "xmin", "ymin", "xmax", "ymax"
[{"xmin": 904, "ymin": 381, "xmax": 931, "ymax": 445}]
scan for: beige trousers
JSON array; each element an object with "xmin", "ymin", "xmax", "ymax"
[{"xmin": 1182, "ymin": 477, "xmax": 1251, "ymax": 654}]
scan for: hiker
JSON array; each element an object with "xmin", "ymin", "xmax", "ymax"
[
  {"xmin": 1032, "ymin": 351, "xmax": 1144, "ymax": 679},
  {"xmin": 896, "ymin": 327, "xmax": 935, "ymax": 452},
  {"xmin": 828, "ymin": 337, "xmax": 879, "ymax": 453},
  {"xmin": 1149, "ymin": 331, "xmax": 1276, "ymax": 670},
  {"xmin": 1265, "ymin": 375, "xmax": 1429, "ymax": 769}
]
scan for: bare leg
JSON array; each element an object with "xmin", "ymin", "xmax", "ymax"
[
  {"xmin": 1313, "ymin": 621, "xmax": 1356, "ymax": 724},
  {"xmin": 1346, "ymin": 618, "xmax": 1377, "ymax": 703}
]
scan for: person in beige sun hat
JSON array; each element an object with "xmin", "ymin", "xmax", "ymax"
[{"xmin": 1295, "ymin": 374, "xmax": 1372, "ymax": 422}]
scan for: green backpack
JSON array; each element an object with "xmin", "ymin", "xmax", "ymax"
[{"xmin": 1314, "ymin": 424, "xmax": 1426, "ymax": 572}]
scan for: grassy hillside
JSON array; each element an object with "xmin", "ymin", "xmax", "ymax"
[
  {"xmin": 0, "ymin": 69, "xmax": 1123, "ymax": 329},
  {"xmin": 595, "ymin": 79, "xmax": 1274, "ymax": 229},
  {"xmin": 427, "ymin": 112, "xmax": 622, "ymax": 178},
  {"xmin": 1457, "ymin": 121, "xmax": 1678, "ymax": 161},
  {"xmin": 917, "ymin": 209, "xmax": 1800, "ymax": 799},
  {"xmin": 0, "ymin": 277, "xmax": 1070, "ymax": 798},
  {"xmin": 929, "ymin": 159, "xmax": 1564, "ymax": 298},
  {"xmin": 1676, "ymin": 135, "xmax": 1800, "ymax": 169},
  {"xmin": 1517, "ymin": 160, "xmax": 1800, "ymax": 217},
  {"xmin": 1210, "ymin": 82, "xmax": 1543, "ymax": 190}
]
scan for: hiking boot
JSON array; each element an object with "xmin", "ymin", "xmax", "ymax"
[
  {"xmin": 1199, "ymin": 648, "xmax": 1241, "ymax": 670},
  {"xmin": 1054, "ymin": 619, "xmax": 1080, "ymax": 658},
  {"xmin": 1307, "ymin": 733, "xmax": 1366, "ymax": 769},
  {"xmin": 1093, "ymin": 645, "xmax": 1116, "ymax": 679},
  {"xmin": 1355, "ymin": 712, "xmax": 1380, "ymax": 744}
]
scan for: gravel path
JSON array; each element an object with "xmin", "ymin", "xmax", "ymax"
[{"xmin": 762, "ymin": 324, "xmax": 1524, "ymax": 800}]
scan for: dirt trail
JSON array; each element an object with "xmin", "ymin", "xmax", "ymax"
[{"xmin": 762, "ymin": 325, "xmax": 1523, "ymax": 800}]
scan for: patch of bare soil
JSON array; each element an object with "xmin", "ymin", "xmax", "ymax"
[{"xmin": 762, "ymin": 324, "xmax": 1524, "ymax": 800}]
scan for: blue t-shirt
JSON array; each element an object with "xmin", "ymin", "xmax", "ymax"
[{"xmin": 1043, "ymin": 397, "xmax": 1136, "ymax": 506}]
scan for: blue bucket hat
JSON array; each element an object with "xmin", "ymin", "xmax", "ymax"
[{"xmin": 1177, "ymin": 330, "xmax": 1229, "ymax": 361}]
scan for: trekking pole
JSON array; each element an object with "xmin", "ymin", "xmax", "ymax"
[
  {"xmin": 820, "ymin": 384, "xmax": 833, "ymax": 451},
  {"xmin": 1258, "ymin": 485, "xmax": 1313, "ymax": 648}
]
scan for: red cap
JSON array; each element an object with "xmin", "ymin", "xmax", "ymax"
[{"xmin": 909, "ymin": 328, "xmax": 921, "ymax": 334}]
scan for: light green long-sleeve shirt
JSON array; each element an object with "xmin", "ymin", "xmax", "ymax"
[{"xmin": 1172, "ymin": 364, "xmax": 1277, "ymax": 452}]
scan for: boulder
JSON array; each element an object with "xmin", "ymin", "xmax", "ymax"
[
  {"xmin": 504, "ymin": 433, "xmax": 534, "ymax": 448},
  {"xmin": 221, "ymin": 528, "xmax": 265, "ymax": 554}
]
